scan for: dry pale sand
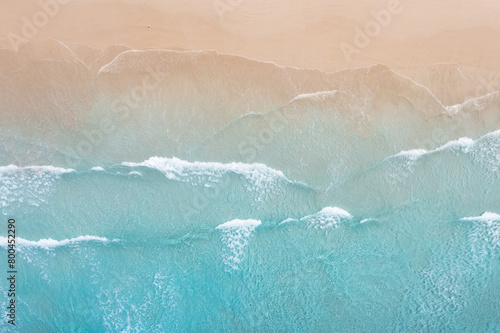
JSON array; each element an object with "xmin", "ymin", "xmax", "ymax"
[{"xmin": 1, "ymin": 0, "xmax": 500, "ymax": 71}]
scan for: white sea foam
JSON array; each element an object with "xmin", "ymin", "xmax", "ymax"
[
  {"xmin": 460, "ymin": 211, "xmax": 500, "ymax": 277},
  {"xmin": 215, "ymin": 219, "xmax": 262, "ymax": 229},
  {"xmin": 471, "ymin": 130, "xmax": 500, "ymax": 172},
  {"xmin": 278, "ymin": 207, "xmax": 353, "ymax": 229},
  {"xmin": 388, "ymin": 136, "xmax": 482, "ymax": 165},
  {"xmin": 0, "ymin": 164, "xmax": 75, "ymax": 210},
  {"xmin": 393, "ymin": 149, "xmax": 427, "ymax": 160},
  {"xmin": 436, "ymin": 137, "xmax": 475, "ymax": 153},
  {"xmin": 384, "ymin": 137, "xmax": 477, "ymax": 186},
  {"xmin": 382, "ymin": 131, "xmax": 500, "ymax": 184},
  {"xmin": 91, "ymin": 166, "xmax": 105, "ymax": 171},
  {"xmin": 128, "ymin": 171, "xmax": 142, "ymax": 176},
  {"xmin": 0, "ymin": 235, "xmax": 115, "ymax": 249},
  {"xmin": 216, "ymin": 219, "xmax": 261, "ymax": 270},
  {"xmin": 0, "ymin": 165, "xmax": 75, "ymax": 175},
  {"xmin": 300, "ymin": 206, "xmax": 352, "ymax": 229},
  {"xmin": 446, "ymin": 92, "xmax": 500, "ymax": 114},
  {"xmin": 278, "ymin": 217, "xmax": 298, "ymax": 225},
  {"xmin": 124, "ymin": 156, "xmax": 287, "ymax": 182},
  {"xmin": 445, "ymin": 104, "xmax": 461, "ymax": 115},
  {"xmin": 123, "ymin": 157, "xmax": 292, "ymax": 202},
  {"xmin": 460, "ymin": 212, "xmax": 500, "ymax": 222},
  {"xmin": 459, "ymin": 212, "xmax": 500, "ymax": 250}
]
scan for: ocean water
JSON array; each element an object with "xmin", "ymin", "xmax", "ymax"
[
  {"xmin": 1, "ymin": 50, "xmax": 500, "ymax": 332},
  {"xmin": 1, "ymin": 149, "xmax": 500, "ymax": 332}
]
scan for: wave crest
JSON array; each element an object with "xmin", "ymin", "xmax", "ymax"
[{"xmin": 0, "ymin": 235, "xmax": 116, "ymax": 249}]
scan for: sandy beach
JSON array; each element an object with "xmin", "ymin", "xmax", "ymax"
[
  {"xmin": 2, "ymin": 2, "xmax": 500, "ymax": 332},
  {"xmin": 1, "ymin": 0, "xmax": 500, "ymax": 71}
]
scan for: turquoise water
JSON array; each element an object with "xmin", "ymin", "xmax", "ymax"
[{"xmin": 1, "ymin": 137, "xmax": 500, "ymax": 332}]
